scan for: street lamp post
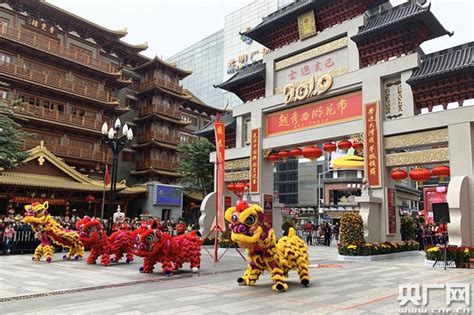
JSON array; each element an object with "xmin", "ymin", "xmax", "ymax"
[{"xmin": 101, "ymin": 118, "xmax": 133, "ymax": 220}]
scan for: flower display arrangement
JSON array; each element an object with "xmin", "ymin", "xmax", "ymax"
[
  {"xmin": 425, "ymin": 245, "xmax": 473, "ymax": 268},
  {"xmin": 338, "ymin": 240, "xmax": 419, "ymax": 256}
]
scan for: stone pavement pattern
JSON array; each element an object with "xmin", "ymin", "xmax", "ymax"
[{"xmin": 0, "ymin": 246, "xmax": 473, "ymax": 314}]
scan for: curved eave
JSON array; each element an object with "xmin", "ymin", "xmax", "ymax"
[
  {"xmin": 132, "ymin": 140, "xmax": 178, "ymax": 150},
  {"xmin": 35, "ymin": 1, "xmax": 129, "ymax": 38},
  {"xmin": 137, "ymin": 85, "xmax": 191, "ymax": 101},
  {"xmin": 133, "ymin": 113, "xmax": 191, "ymax": 126},
  {"xmin": 130, "ymin": 169, "xmax": 181, "ymax": 177},
  {"xmin": 133, "ymin": 57, "xmax": 192, "ymax": 78},
  {"xmin": 111, "ymin": 106, "xmax": 130, "ymax": 114},
  {"xmin": 351, "ymin": 3, "xmax": 452, "ymax": 43}
]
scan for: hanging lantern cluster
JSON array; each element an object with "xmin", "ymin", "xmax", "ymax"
[
  {"xmin": 390, "ymin": 165, "xmax": 450, "ymax": 187},
  {"xmin": 227, "ymin": 181, "xmax": 249, "ymax": 193}
]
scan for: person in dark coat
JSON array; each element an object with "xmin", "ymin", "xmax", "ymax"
[{"xmin": 324, "ymin": 223, "xmax": 332, "ymax": 247}]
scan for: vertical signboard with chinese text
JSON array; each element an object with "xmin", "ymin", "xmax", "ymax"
[
  {"xmin": 387, "ymin": 188, "xmax": 396, "ymax": 235},
  {"xmin": 264, "ymin": 194, "xmax": 273, "ymax": 227},
  {"xmin": 214, "ymin": 121, "xmax": 226, "ymax": 229},
  {"xmin": 250, "ymin": 128, "xmax": 260, "ymax": 194},
  {"xmin": 364, "ymin": 102, "xmax": 381, "ymax": 187}
]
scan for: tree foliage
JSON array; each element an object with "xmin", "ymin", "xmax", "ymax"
[
  {"xmin": 340, "ymin": 211, "xmax": 365, "ymax": 245},
  {"xmin": 0, "ymin": 98, "xmax": 30, "ymax": 170},
  {"xmin": 400, "ymin": 215, "xmax": 415, "ymax": 241},
  {"xmin": 177, "ymin": 138, "xmax": 215, "ymax": 198}
]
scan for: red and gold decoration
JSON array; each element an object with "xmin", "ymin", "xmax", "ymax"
[
  {"xmin": 409, "ymin": 167, "xmax": 431, "ymax": 187},
  {"xmin": 387, "ymin": 188, "xmax": 396, "ymax": 235},
  {"xmin": 323, "ymin": 142, "xmax": 337, "ymax": 153},
  {"xmin": 250, "ymin": 128, "xmax": 260, "ymax": 194},
  {"xmin": 214, "ymin": 120, "xmax": 226, "ymax": 229},
  {"xmin": 267, "ymin": 152, "xmax": 280, "ymax": 163},
  {"xmin": 227, "ymin": 182, "xmax": 236, "ymax": 191},
  {"xmin": 431, "ymin": 165, "xmax": 450, "ymax": 182},
  {"xmin": 266, "ymin": 91, "xmax": 362, "ymax": 136},
  {"xmin": 352, "ymin": 141, "xmax": 363, "ymax": 151},
  {"xmin": 302, "ymin": 145, "xmax": 322, "ymax": 160},
  {"xmin": 364, "ymin": 102, "xmax": 381, "ymax": 187},
  {"xmin": 337, "ymin": 140, "xmax": 352, "ymax": 152},
  {"xmin": 390, "ymin": 169, "xmax": 408, "ymax": 182},
  {"xmin": 289, "ymin": 147, "xmax": 302, "ymax": 157},
  {"xmin": 278, "ymin": 149, "xmax": 291, "ymax": 162}
]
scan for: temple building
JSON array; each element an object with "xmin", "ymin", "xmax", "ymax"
[
  {"xmin": 199, "ymin": 0, "xmax": 474, "ymax": 246},
  {"xmin": 0, "ymin": 0, "xmax": 218, "ymax": 219}
]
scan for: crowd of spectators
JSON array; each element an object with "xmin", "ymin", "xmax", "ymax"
[{"xmin": 295, "ymin": 221, "xmax": 339, "ymax": 246}]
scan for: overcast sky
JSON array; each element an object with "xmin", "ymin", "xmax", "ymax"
[{"xmin": 48, "ymin": 0, "xmax": 473, "ymax": 59}]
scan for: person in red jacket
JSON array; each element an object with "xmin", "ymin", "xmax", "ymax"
[{"xmin": 303, "ymin": 221, "xmax": 314, "ymax": 245}]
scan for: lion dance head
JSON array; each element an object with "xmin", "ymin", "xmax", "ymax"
[
  {"xmin": 134, "ymin": 220, "xmax": 169, "ymax": 257},
  {"xmin": 22, "ymin": 201, "xmax": 49, "ymax": 225},
  {"xmin": 75, "ymin": 216, "xmax": 105, "ymax": 246},
  {"xmin": 225, "ymin": 200, "xmax": 270, "ymax": 247}
]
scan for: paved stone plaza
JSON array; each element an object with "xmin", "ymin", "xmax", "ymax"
[{"xmin": 0, "ymin": 246, "xmax": 473, "ymax": 314}]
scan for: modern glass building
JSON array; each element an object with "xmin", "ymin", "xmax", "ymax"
[
  {"xmin": 167, "ymin": 30, "xmax": 225, "ymax": 108},
  {"xmin": 167, "ymin": 0, "xmax": 296, "ymax": 109}
]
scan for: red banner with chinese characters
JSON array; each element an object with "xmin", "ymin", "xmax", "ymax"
[
  {"xmin": 266, "ymin": 91, "xmax": 362, "ymax": 136},
  {"xmin": 264, "ymin": 194, "xmax": 273, "ymax": 227},
  {"xmin": 11, "ymin": 196, "xmax": 68, "ymax": 206},
  {"xmin": 387, "ymin": 188, "xmax": 396, "ymax": 234},
  {"xmin": 364, "ymin": 102, "xmax": 381, "ymax": 187},
  {"xmin": 250, "ymin": 128, "xmax": 260, "ymax": 194},
  {"xmin": 214, "ymin": 121, "xmax": 225, "ymax": 229}
]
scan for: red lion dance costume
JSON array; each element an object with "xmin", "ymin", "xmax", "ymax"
[
  {"xmin": 76, "ymin": 216, "xmax": 134, "ymax": 266},
  {"xmin": 225, "ymin": 200, "xmax": 310, "ymax": 292},
  {"xmin": 134, "ymin": 221, "xmax": 202, "ymax": 276}
]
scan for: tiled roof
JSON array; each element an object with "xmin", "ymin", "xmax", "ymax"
[
  {"xmin": 194, "ymin": 113, "xmax": 236, "ymax": 137},
  {"xmin": 215, "ymin": 61, "xmax": 266, "ymax": 93},
  {"xmin": 407, "ymin": 42, "xmax": 474, "ymax": 85},
  {"xmin": 352, "ymin": 1, "xmax": 451, "ymax": 42},
  {"xmin": 242, "ymin": 0, "xmax": 317, "ymax": 38}
]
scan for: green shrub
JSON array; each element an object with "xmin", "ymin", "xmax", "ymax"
[
  {"xmin": 340, "ymin": 211, "xmax": 364, "ymax": 246},
  {"xmin": 400, "ymin": 215, "xmax": 415, "ymax": 241}
]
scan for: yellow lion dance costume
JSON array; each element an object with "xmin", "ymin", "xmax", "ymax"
[
  {"xmin": 22, "ymin": 201, "xmax": 84, "ymax": 262},
  {"xmin": 225, "ymin": 200, "xmax": 310, "ymax": 292}
]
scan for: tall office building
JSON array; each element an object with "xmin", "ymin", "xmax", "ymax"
[
  {"xmin": 167, "ymin": 30, "xmax": 225, "ymax": 108},
  {"xmin": 168, "ymin": 0, "xmax": 295, "ymax": 108}
]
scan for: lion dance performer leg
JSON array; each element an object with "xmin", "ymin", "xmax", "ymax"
[
  {"xmin": 225, "ymin": 200, "xmax": 309, "ymax": 292},
  {"xmin": 22, "ymin": 201, "xmax": 84, "ymax": 262}
]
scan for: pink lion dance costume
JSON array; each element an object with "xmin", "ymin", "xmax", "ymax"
[
  {"xmin": 76, "ymin": 216, "xmax": 134, "ymax": 266},
  {"xmin": 134, "ymin": 220, "xmax": 202, "ymax": 276}
]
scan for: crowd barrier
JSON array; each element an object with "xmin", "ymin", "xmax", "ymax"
[{"xmin": 1, "ymin": 229, "xmax": 40, "ymax": 254}]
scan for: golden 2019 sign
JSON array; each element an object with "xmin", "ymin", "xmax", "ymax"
[{"xmin": 283, "ymin": 74, "xmax": 333, "ymax": 104}]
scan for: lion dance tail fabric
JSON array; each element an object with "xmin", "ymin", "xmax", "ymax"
[
  {"xmin": 22, "ymin": 201, "xmax": 84, "ymax": 262},
  {"xmin": 225, "ymin": 200, "xmax": 310, "ymax": 292}
]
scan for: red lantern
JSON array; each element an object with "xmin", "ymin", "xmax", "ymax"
[
  {"xmin": 323, "ymin": 142, "xmax": 337, "ymax": 153},
  {"xmin": 227, "ymin": 182, "xmax": 236, "ymax": 191},
  {"xmin": 337, "ymin": 140, "xmax": 352, "ymax": 152},
  {"xmin": 234, "ymin": 182, "xmax": 246, "ymax": 192},
  {"xmin": 409, "ymin": 168, "xmax": 431, "ymax": 187},
  {"xmin": 289, "ymin": 148, "xmax": 302, "ymax": 157},
  {"xmin": 267, "ymin": 153, "xmax": 280, "ymax": 163},
  {"xmin": 391, "ymin": 169, "xmax": 408, "ymax": 181},
  {"xmin": 431, "ymin": 165, "xmax": 450, "ymax": 182},
  {"xmin": 302, "ymin": 145, "xmax": 322, "ymax": 160},
  {"xmin": 278, "ymin": 149, "xmax": 290, "ymax": 162},
  {"xmin": 352, "ymin": 141, "xmax": 363, "ymax": 151},
  {"xmin": 85, "ymin": 194, "xmax": 95, "ymax": 204}
]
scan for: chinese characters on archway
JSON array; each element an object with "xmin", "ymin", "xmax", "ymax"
[
  {"xmin": 288, "ymin": 57, "xmax": 336, "ymax": 81},
  {"xmin": 266, "ymin": 91, "xmax": 362, "ymax": 136},
  {"xmin": 364, "ymin": 102, "xmax": 381, "ymax": 187},
  {"xmin": 250, "ymin": 128, "xmax": 260, "ymax": 193}
]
